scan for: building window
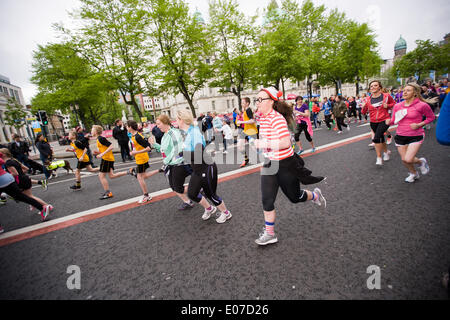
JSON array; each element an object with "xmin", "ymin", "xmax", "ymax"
[
  {"xmin": 232, "ymin": 99, "xmax": 235, "ymax": 109},
  {"xmin": 212, "ymin": 101, "xmax": 215, "ymax": 111}
]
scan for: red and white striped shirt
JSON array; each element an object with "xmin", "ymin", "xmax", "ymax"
[{"xmin": 258, "ymin": 109, "xmax": 294, "ymax": 161}]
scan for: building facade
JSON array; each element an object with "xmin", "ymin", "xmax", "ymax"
[{"xmin": 0, "ymin": 75, "xmax": 32, "ymax": 144}]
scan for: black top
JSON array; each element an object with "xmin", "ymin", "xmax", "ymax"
[
  {"xmin": 5, "ymin": 159, "xmax": 26, "ymax": 178},
  {"xmin": 113, "ymin": 126, "xmax": 130, "ymax": 143},
  {"xmin": 36, "ymin": 141, "xmax": 52, "ymax": 159}
]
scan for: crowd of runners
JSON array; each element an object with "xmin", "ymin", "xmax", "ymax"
[{"xmin": 0, "ymin": 79, "xmax": 449, "ymax": 247}]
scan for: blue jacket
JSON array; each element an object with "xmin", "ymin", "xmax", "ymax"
[
  {"xmin": 436, "ymin": 94, "xmax": 450, "ymax": 146},
  {"xmin": 321, "ymin": 101, "xmax": 332, "ymax": 116}
]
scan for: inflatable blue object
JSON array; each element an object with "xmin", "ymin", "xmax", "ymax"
[{"xmin": 436, "ymin": 94, "xmax": 450, "ymax": 146}]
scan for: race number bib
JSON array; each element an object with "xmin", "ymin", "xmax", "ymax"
[{"xmin": 394, "ymin": 109, "xmax": 408, "ymax": 124}]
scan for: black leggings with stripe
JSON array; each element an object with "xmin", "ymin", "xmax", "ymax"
[
  {"xmin": 187, "ymin": 163, "xmax": 223, "ymax": 206},
  {"xmin": 261, "ymin": 156, "xmax": 309, "ymax": 212}
]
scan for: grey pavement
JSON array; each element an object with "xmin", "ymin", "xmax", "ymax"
[{"xmin": 1, "ymin": 121, "xmax": 449, "ymax": 300}]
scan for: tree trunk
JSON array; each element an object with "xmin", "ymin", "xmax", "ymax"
[
  {"xmin": 281, "ymin": 78, "xmax": 285, "ymax": 99},
  {"xmin": 335, "ymin": 81, "xmax": 339, "ymax": 96},
  {"xmin": 356, "ymin": 81, "xmax": 360, "ymax": 96}
]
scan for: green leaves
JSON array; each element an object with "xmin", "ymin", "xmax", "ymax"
[{"xmin": 4, "ymin": 98, "xmax": 28, "ymax": 130}]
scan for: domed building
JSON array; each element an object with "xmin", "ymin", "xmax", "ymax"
[{"xmin": 394, "ymin": 35, "xmax": 407, "ymax": 60}]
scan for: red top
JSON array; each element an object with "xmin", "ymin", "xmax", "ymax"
[{"xmin": 362, "ymin": 93, "xmax": 395, "ymax": 123}]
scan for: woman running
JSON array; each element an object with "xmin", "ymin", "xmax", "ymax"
[
  {"xmin": 251, "ymin": 87, "xmax": 326, "ymax": 246},
  {"xmin": 126, "ymin": 120, "xmax": 159, "ymax": 204},
  {"xmin": 66, "ymin": 131, "xmax": 99, "ymax": 191},
  {"xmin": 0, "ymin": 148, "xmax": 49, "ymax": 213},
  {"xmin": 294, "ymin": 96, "xmax": 316, "ymax": 154},
  {"xmin": 151, "ymin": 114, "xmax": 195, "ymax": 211},
  {"xmin": 176, "ymin": 110, "xmax": 232, "ymax": 224},
  {"xmin": 91, "ymin": 125, "xmax": 128, "ymax": 200},
  {"xmin": 390, "ymin": 83, "xmax": 435, "ymax": 183},
  {"xmin": 0, "ymin": 152, "xmax": 52, "ymax": 222},
  {"xmin": 362, "ymin": 80, "xmax": 395, "ymax": 166}
]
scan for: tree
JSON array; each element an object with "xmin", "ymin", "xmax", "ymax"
[
  {"xmin": 393, "ymin": 39, "xmax": 446, "ymax": 83},
  {"xmin": 4, "ymin": 97, "xmax": 28, "ymax": 132},
  {"xmin": 255, "ymin": 0, "xmax": 307, "ymax": 97},
  {"xmin": 144, "ymin": 0, "xmax": 213, "ymax": 118},
  {"xmin": 57, "ymin": 0, "xmax": 152, "ymax": 119},
  {"xmin": 30, "ymin": 42, "xmax": 118, "ymax": 128},
  {"xmin": 208, "ymin": 0, "xmax": 258, "ymax": 111}
]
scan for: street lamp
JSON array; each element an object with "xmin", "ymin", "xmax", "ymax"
[{"xmin": 70, "ymin": 104, "xmax": 81, "ymax": 129}]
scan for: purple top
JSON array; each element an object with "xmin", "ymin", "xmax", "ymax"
[{"xmin": 295, "ymin": 103, "xmax": 309, "ymax": 124}]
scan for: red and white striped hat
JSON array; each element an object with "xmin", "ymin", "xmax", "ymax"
[{"xmin": 260, "ymin": 87, "xmax": 283, "ymax": 101}]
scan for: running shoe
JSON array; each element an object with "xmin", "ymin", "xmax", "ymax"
[
  {"xmin": 368, "ymin": 142, "xmax": 375, "ymax": 148},
  {"xmin": 337, "ymin": 131, "xmax": 342, "ymax": 134},
  {"xmin": 128, "ymin": 168, "xmax": 137, "ymax": 178},
  {"xmin": 418, "ymin": 158, "xmax": 430, "ymax": 175},
  {"xmin": 70, "ymin": 185, "xmax": 82, "ymax": 191},
  {"xmin": 405, "ymin": 172, "xmax": 420, "ymax": 183},
  {"xmin": 0, "ymin": 225, "xmax": 4, "ymax": 234},
  {"xmin": 255, "ymin": 230, "xmax": 278, "ymax": 246},
  {"xmin": 311, "ymin": 148, "xmax": 316, "ymax": 153},
  {"xmin": 296, "ymin": 150, "xmax": 304, "ymax": 155},
  {"xmin": 41, "ymin": 179, "xmax": 48, "ymax": 191},
  {"xmin": 239, "ymin": 160, "xmax": 249, "ymax": 168},
  {"xmin": 202, "ymin": 206, "xmax": 217, "ymax": 221},
  {"xmin": 178, "ymin": 201, "xmax": 194, "ymax": 211},
  {"xmin": 386, "ymin": 137, "xmax": 392, "ymax": 145},
  {"xmin": 0, "ymin": 197, "xmax": 6, "ymax": 205},
  {"xmin": 312, "ymin": 188, "xmax": 326, "ymax": 208},
  {"xmin": 383, "ymin": 150, "xmax": 391, "ymax": 161},
  {"xmin": 138, "ymin": 195, "xmax": 152, "ymax": 204},
  {"xmin": 39, "ymin": 204, "xmax": 52, "ymax": 221},
  {"xmin": 216, "ymin": 211, "xmax": 232, "ymax": 224},
  {"xmin": 376, "ymin": 157, "xmax": 383, "ymax": 166},
  {"xmin": 222, "ymin": 150, "xmax": 228, "ymax": 154},
  {"xmin": 100, "ymin": 191, "xmax": 113, "ymax": 200},
  {"xmin": 347, "ymin": 125, "xmax": 350, "ymax": 131}
]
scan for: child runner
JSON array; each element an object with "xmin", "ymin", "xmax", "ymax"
[
  {"xmin": 66, "ymin": 130, "xmax": 99, "ymax": 191},
  {"xmin": 252, "ymin": 87, "xmax": 326, "ymax": 246},
  {"xmin": 220, "ymin": 118, "xmax": 234, "ymax": 154},
  {"xmin": 91, "ymin": 125, "xmax": 128, "ymax": 200},
  {"xmin": 126, "ymin": 120, "xmax": 159, "ymax": 204},
  {"xmin": 390, "ymin": 83, "xmax": 435, "ymax": 183}
]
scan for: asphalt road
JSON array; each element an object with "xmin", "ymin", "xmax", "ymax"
[{"xmin": 1, "ymin": 121, "xmax": 449, "ymax": 300}]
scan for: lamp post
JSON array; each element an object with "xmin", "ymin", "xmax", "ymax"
[{"xmin": 70, "ymin": 104, "xmax": 82, "ymax": 129}]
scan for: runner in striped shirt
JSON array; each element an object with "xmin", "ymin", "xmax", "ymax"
[{"xmin": 251, "ymin": 87, "xmax": 327, "ymax": 246}]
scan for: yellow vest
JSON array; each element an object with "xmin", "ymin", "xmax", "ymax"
[
  {"xmin": 243, "ymin": 108, "xmax": 258, "ymax": 136},
  {"xmin": 97, "ymin": 138, "xmax": 114, "ymax": 162},
  {"xmin": 131, "ymin": 133, "xmax": 150, "ymax": 165},
  {"xmin": 71, "ymin": 141, "xmax": 89, "ymax": 162}
]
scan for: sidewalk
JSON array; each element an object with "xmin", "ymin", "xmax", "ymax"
[{"xmin": 28, "ymin": 137, "xmax": 122, "ymax": 160}]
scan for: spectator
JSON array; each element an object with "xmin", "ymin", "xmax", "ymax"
[
  {"xmin": 9, "ymin": 133, "xmax": 31, "ymax": 170},
  {"xmin": 152, "ymin": 122, "xmax": 164, "ymax": 145},
  {"xmin": 113, "ymin": 119, "xmax": 132, "ymax": 163},
  {"xmin": 35, "ymin": 133, "xmax": 54, "ymax": 180},
  {"xmin": 203, "ymin": 112, "xmax": 214, "ymax": 144},
  {"xmin": 212, "ymin": 112, "xmax": 224, "ymax": 152}
]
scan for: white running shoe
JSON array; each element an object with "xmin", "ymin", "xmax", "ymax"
[
  {"xmin": 347, "ymin": 125, "xmax": 350, "ymax": 131},
  {"xmin": 405, "ymin": 172, "xmax": 420, "ymax": 183},
  {"xmin": 418, "ymin": 158, "xmax": 430, "ymax": 175},
  {"xmin": 216, "ymin": 211, "xmax": 232, "ymax": 224},
  {"xmin": 383, "ymin": 150, "xmax": 391, "ymax": 161},
  {"xmin": 138, "ymin": 195, "xmax": 152, "ymax": 204},
  {"xmin": 202, "ymin": 206, "xmax": 217, "ymax": 221},
  {"xmin": 376, "ymin": 157, "xmax": 383, "ymax": 166},
  {"xmin": 312, "ymin": 188, "xmax": 326, "ymax": 208},
  {"xmin": 368, "ymin": 142, "xmax": 375, "ymax": 148}
]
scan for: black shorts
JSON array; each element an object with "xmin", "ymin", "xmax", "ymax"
[
  {"xmin": 167, "ymin": 164, "xmax": 192, "ymax": 194},
  {"xmin": 370, "ymin": 121, "xmax": 390, "ymax": 143},
  {"xmin": 99, "ymin": 160, "xmax": 115, "ymax": 173},
  {"xmin": 77, "ymin": 161, "xmax": 90, "ymax": 170},
  {"xmin": 136, "ymin": 162, "xmax": 150, "ymax": 174},
  {"xmin": 394, "ymin": 135, "xmax": 424, "ymax": 146},
  {"xmin": 294, "ymin": 122, "xmax": 312, "ymax": 142},
  {"xmin": 18, "ymin": 175, "xmax": 32, "ymax": 191}
]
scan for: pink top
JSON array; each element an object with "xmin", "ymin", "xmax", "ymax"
[{"xmin": 390, "ymin": 98, "xmax": 435, "ymax": 137}]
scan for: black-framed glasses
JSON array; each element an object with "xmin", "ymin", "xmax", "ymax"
[{"xmin": 253, "ymin": 97, "xmax": 272, "ymax": 104}]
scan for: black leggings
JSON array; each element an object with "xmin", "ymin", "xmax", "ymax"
[
  {"xmin": 336, "ymin": 117, "xmax": 348, "ymax": 131},
  {"xmin": 261, "ymin": 157, "xmax": 309, "ymax": 212},
  {"xmin": 294, "ymin": 122, "xmax": 312, "ymax": 142},
  {"xmin": 0, "ymin": 182, "xmax": 44, "ymax": 211},
  {"xmin": 187, "ymin": 163, "xmax": 223, "ymax": 206},
  {"xmin": 370, "ymin": 122, "xmax": 390, "ymax": 143}
]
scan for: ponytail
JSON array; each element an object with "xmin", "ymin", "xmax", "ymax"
[{"xmin": 273, "ymin": 100, "xmax": 294, "ymax": 128}]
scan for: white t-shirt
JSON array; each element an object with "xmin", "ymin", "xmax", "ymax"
[{"xmin": 221, "ymin": 124, "xmax": 233, "ymax": 140}]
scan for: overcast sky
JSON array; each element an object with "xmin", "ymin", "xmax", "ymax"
[{"xmin": 0, "ymin": 0, "xmax": 449, "ymax": 104}]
